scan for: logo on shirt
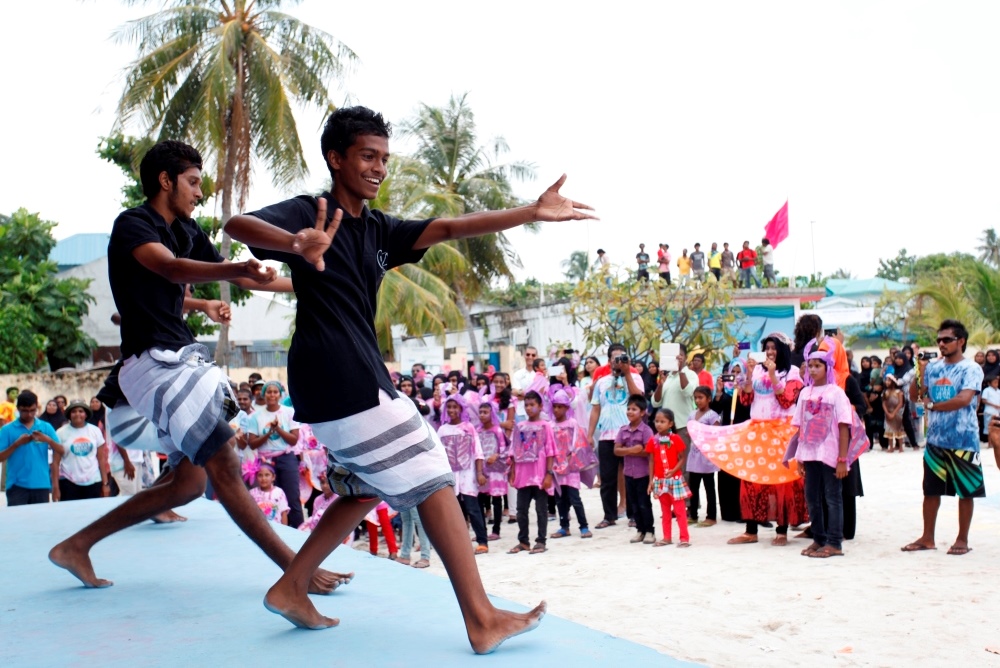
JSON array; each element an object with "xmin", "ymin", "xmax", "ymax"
[
  {"xmin": 69, "ymin": 437, "xmax": 94, "ymax": 457},
  {"xmin": 376, "ymin": 250, "xmax": 389, "ymax": 276}
]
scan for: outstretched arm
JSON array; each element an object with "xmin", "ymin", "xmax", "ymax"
[{"xmin": 412, "ymin": 175, "xmax": 597, "ymax": 250}]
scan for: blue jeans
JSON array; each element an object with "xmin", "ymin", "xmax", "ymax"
[
  {"xmin": 740, "ymin": 267, "xmax": 761, "ymax": 288},
  {"xmin": 803, "ymin": 461, "xmax": 843, "ymax": 550},
  {"xmin": 400, "ymin": 507, "xmax": 431, "ymax": 560}
]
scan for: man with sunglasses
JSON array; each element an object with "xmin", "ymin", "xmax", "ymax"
[
  {"xmin": 902, "ymin": 320, "xmax": 984, "ymax": 556},
  {"xmin": 511, "ymin": 347, "xmax": 540, "ymax": 423}
]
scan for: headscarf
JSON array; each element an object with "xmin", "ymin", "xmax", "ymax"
[
  {"xmin": 87, "ymin": 400, "xmax": 106, "ymax": 428},
  {"xmin": 803, "ymin": 336, "xmax": 849, "ymax": 390},
  {"xmin": 548, "ymin": 384, "xmax": 576, "ymax": 420},
  {"xmin": 982, "ymin": 349, "xmax": 1000, "ymax": 383},
  {"xmin": 805, "ymin": 349, "xmax": 837, "ymax": 386},
  {"xmin": 38, "ymin": 400, "xmax": 66, "ymax": 430},
  {"xmin": 723, "ymin": 358, "xmax": 746, "ymax": 395}
]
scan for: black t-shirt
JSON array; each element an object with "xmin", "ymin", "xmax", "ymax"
[
  {"xmin": 246, "ymin": 194, "xmax": 433, "ymax": 423},
  {"xmin": 109, "ymin": 203, "xmax": 223, "ymax": 359}
]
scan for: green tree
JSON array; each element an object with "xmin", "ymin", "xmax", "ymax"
[
  {"xmin": 561, "ymin": 250, "xmax": 589, "ymax": 282},
  {"xmin": 567, "ymin": 273, "xmax": 742, "ymax": 366},
  {"xmin": 830, "ymin": 268, "xmax": 854, "ymax": 280},
  {"xmin": 0, "ymin": 304, "xmax": 47, "ymax": 373},
  {"xmin": 0, "ymin": 209, "xmax": 96, "ymax": 371},
  {"xmin": 912, "ymin": 252, "xmax": 977, "ymax": 278},
  {"xmin": 113, "ymin": 0, "xmax": 357, "ymax": 364},
  {"xmin": 976, "ymin": 228, "xmax": 1000, "ymax": 269},
  {"xmin": 875, "ymin": 248, "xmax": 916, "ymax": 281},
  {"xmin": 482, "ymin": 279, "xmax": 576, "ymax": 308},
  {"xmin": 396, "ymin": 93, "xmax": 537, "ymax": 356},
  {"xmin": 97, "ymin": 134, "xmax": 248, "ymax": 336}
]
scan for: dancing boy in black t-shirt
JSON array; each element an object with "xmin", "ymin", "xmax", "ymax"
[
  {"xmin": 226, "ymin": 107, "xmax": 596, "ymax": 652},
  {"xmin": 49, "ymin": 141, "xmax": 347, "ymax": 594}
]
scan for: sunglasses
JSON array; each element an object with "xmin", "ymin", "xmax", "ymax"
[{"xmin": 936, "ymin": 336, "xmax": 958, "ymax": 344}]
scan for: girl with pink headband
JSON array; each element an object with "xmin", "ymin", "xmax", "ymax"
[{"xmin": 476, "ymin": 398, "xmax": 509, "ymax": 542}]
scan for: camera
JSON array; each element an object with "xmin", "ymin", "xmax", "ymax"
[
  {"xmin": 613, "ymin": 354, "xmax": 629, "ymax": 365},
  {"xmin": 919, "ymin": 351, "xmax": 938, "ymax": 360},
  {"xmin": 823, "ymin": 328, "xmax": 838, "ymax": 337},
  {"xmin": 721, "ymin": 374, "xmax": 735, "ymax": 382}
]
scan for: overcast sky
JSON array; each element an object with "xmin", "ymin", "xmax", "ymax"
[{"xmin": 2, "ymin": 0, "xmax": 997, "ymax": 283}]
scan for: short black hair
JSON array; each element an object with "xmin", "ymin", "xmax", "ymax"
[
  {"xmin": 524, "ymin": 390, "xmax": 543, "ymax": 406},
  {"xmin": 139, "ymin": 141, "xmax": 202, "ymax": 199},
  {"xmin": 627, "ymin": 394, "xmax": 647, "ymax": 411},
  {"xmin": 939, "ymin": 319, "xmax": 969, "ymax": 352},
  {"xmin": 16, "ymin": 390, "xmax": 38, "ymax": 408},
  {"xmin": 692, "ymin": 353, "xmax": 705, "ymax": 363},
  {"xmin": 693, "ymin": 385, "xmax": 713, "ymax": 399},
  {"xmin": 321, "ymin": 106, "xmax": 392, "ymax": 180},
  {"xmin": 607, "ymin": 342, "xmax": 626, "ymax": 357},
  {"xmin": 532, "ymin": 358, "xmax": 546, "ymax": 371}
]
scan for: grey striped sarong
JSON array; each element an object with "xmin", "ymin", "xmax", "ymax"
[
  {"xmin": 118, "ymin": 344, "xmax": 235, "ymax": 466},
  {"xmin": 311, "ymin": 390, "xmax": 454, "ymax": 510}
]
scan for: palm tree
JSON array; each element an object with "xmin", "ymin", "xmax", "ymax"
[
  {"xmin": 113, "ymin": 0, "xmax": 357, "ymax": 364},
  {"xmin": 911, "ymin": 263, "xmax": 1000, "ymax": 347},
  {"xmin": 396, "ymin": 93, "xmax": 537, "ymax": 356},
  {"xmin": 561, "ymin": 250, "xmax": 589, "ymax": 282},
  {"xmin": 977, "ymin": 228, "xmax": 1000, "ymax": 268}
]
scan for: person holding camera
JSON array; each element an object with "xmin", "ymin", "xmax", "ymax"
[
  {"xmin": 588, "ymin": 344, "xmax": 644, "ymax": 528},
  {"xmin": 902, "ymin": 320, "xmax": 984, "ymax": 556},
  {"xmin": 651, "ymin": 343, "xmax": 699, "ymax": 450}
]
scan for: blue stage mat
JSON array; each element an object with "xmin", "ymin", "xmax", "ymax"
[{"xmin": 0, "ymin": 498, "xmax": 694, "ymax": 666}]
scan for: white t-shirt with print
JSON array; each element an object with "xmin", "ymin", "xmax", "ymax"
[
  {"xmin": 248, "ymin": 406, "xmax": 299, "ymax": 456},
  {"xmin": 56, "ymin": 423, "xmax": 106, "ymax": 485}
]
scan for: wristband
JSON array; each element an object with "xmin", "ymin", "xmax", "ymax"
[{"xmin": 836, "ymin": 457, "xmax": 848, "ymax": 463}]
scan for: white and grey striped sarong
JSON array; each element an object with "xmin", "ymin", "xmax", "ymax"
[
  {"xmin": 311, "ymin": 390, "xmax": 454, "ymax": 510},
  {"xmin": 118, "ymin": 344, "xmax": 235, "ymax": 467}
]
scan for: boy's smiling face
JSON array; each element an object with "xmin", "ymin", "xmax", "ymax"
[{"xmin": 329, "ymin": 134, "xmax": 389, "ymax": 202}]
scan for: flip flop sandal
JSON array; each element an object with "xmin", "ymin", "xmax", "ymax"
[
  {"xmin": 727, "ymin": 534, "xmax": 758, "ymax": 545},
  {"xmin": 507, "ymin": 543, "xmax": 530, "ymax": 554},
  {"xmin": 411, "ymin": 559, "xmax": 430, "ymax": 569},
  {"xmin": 809, "ymin": 546, "xmax": 844, "ymax": 558},
  {"xmin": 654, "ymin": 540, "xmax": 672, "ymax": 547},
  {"xmin": 474, "ymin": 545, "xmax": 489, "ymax": 555},
  {"xmin": 900, "ymin": 542, "xmax": 937, "ymax": 552},
  {"xmin": 530, "ymin": 543, "xmax": 548, "ymax": 554},
  {"xmin": 800, "ymin": 543, "xmax": 822, "ymax": 556},
  {"xmin": 677, "ymin": 542, "xmax": 691, "ymax": 548},
  {"xmin": 594, "ymin": 520, "xmax": 616, "ymax": 529},
  {"xmin": 947, "ymin": 545, "xmax": 972, "ymax": 555},
  {"xmin": 550, "ymin": 528, "xmax": 570, "ymax": 539}
]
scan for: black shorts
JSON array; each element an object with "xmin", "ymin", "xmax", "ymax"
[{"xmin": 922, "ymin": 443, "xmax": 985, "ymax": 498}]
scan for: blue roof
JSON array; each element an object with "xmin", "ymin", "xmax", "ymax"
[
  {"xmin": 51, "ymin": 233, "xmax": 110, "ymax": 270},
  {"xmin": 824, "ymin": 278, "xmax": 908, "ymax": 298}
]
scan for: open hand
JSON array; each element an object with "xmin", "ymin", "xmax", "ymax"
[
  {"xmin": 292, "ymin": 198, "xmax": 342, "ymax": 272},
  {"xmin": 533, "ymin": 175, "xmax": 598, "ymax": 222}
]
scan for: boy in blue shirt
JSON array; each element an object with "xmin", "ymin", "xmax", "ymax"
[{"xmin": 0, "ymin": 391, "xmax": 63, "ymax": 505}]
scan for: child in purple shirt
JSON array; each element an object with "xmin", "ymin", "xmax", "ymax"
[
  {"xmin": 687, "ymin": 386, "xmax": 721, "ymax": 526},
  {"xmin": 507, "ymin": 391, "xmax": 556, "ymax": 554},
  {"xmin": 614, "ymin": 395, "xmax": 656, "ymax": 544}
]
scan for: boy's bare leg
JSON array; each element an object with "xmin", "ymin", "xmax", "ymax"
[
  {"xmin": 51, "ymin": 443, "xmax": 352, "ymax": 593},
  {"xmin": 49, "ymin": 459, "xmax": 208, "ymax": 587},
  {"xmin": 264, "ymin": 496, "xmax": 379, "ymax": 628},
  {"xmin": 202, "ymin": 445, "xmax": 354, "ymax": 593},
  {"xmin": 416, "ymin": 488, "xmax": 546, "ymax": 654}
]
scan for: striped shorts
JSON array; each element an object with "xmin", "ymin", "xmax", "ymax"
[{"xmin": 311, "ymin": 391, "xmax": 454, "ymax": 510}]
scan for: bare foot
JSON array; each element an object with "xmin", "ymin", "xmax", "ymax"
[
  {"xmin": 264, "ymin": 579, "xmax": 339, "ymax": 629},
  {"xmin": 468, "ymin": 601, "xmax": 547, "ymax": 655},
  {"xmin": 309, "ymin": 568, "xmax": 355, "ymax": 595},
  {"xmin": 48, "ymin": 540, "xmax": 113, "ymax": 588},
  {"xmin": 151, "ymin": 510, "xmax": 187, "ymax": 523}
]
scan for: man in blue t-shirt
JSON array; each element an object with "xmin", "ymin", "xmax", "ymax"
[
  {"xmin": 902, "ymin": 320, "xmax": 984, "ymax": 556},
  {"xmin": 0, "ymin": 390, "xmax": 63, "ymax": 505}
]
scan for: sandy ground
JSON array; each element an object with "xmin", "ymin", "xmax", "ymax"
[{"xmin": 391, "ymin": 447, "xmax": 1000, "ymax": 666}]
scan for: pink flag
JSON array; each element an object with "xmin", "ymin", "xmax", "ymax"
[{"xmin": 763, "ymin": 200, "xmax": 789, "ymax": 249}]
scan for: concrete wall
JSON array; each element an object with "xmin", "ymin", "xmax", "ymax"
[{"xmin": 0, "ymin": 367, "xmax": 291, "ymax": 405}]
